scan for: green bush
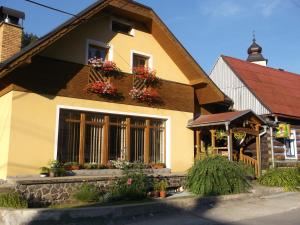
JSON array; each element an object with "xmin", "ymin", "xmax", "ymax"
[
  {"xmin": 0, "ymin": 192, "xmax": 28, "ymax": 208},
  {"xmin": 237, "ymin": 161, "xmax": 255, "ymax": 178},
  {"xmin": 258, "ymin": 168, "xmax": 300, "ymax": 191},
  {"xmin": 109, "ymin": 169, "xmax": 147, "ymax": 201},
  {"xmin": 186, "ymin": 156, "xmax": 251, "ymax": 196},
  {"xmin": 73, "ymin": 184, "xmax": 103, "ymax": 202}
]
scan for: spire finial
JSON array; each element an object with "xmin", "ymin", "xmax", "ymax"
[{"xmin": 252, "ymin": 30, "xmax": 256, "ymax": 42}]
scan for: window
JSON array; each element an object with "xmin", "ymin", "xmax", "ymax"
[
  {"xmin": 133, "ymin": 53, "xmax": 149, "ymax": 68},
  {"xmin": 112, "ymin": 20, "xmax": 133, "ymax": 35},
  {"xmin": 285, "ymin": 130, "xmax": 297, "ymax": 159},
  {"xmin": 57, "ymin": 109, "xmax": 166, "ymax": 165},
  {"xmin": 88, "ymin": 44, "xmax": 108, "ymax": 61}
]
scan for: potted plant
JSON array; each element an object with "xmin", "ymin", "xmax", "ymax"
[
  {"xmin": 150, "ymin": 162, "xmax": 166, "ymax": 170},
  {"xmin": 158, "ymin": 179, "xmax": 168, "ymax": 198},
  {"xmin": 86, "ymin": 80, "xmax": 118, "ymax": 97},
  {"xmin": 152, "ymin": 180, "xmax": 160, "ymax": 198},
  {"xmin": 64, "ymin": 162, "xmax": 80, "ymax": 171},
  {"xmin": 49, "ymin": 160, "xmax": 62, "ymax": 177},
  {"xmin": 39, "ymin": 167, "xmax": 49, "ymax": 177}
]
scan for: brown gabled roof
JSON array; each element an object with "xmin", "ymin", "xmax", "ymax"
[
  {"xmin": 222, "ymin": 56, "xmax": 300, "ymax": 119},
  {"xmin": 0, "ymin": 0, "xmax": 225, "ymax": 104},
  {"xmin": 188, "ymin": 110, "xmax": 264, "ymax": 128}
]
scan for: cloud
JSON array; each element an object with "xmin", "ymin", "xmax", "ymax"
[
  {"xmin": 200, "ymin": 1, "xmax": 242, "ymax": 17},
  {"xmin": 254, "ymin": 0, "xmax": 282, "ymax": 17}
]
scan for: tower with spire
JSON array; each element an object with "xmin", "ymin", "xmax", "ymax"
[{"xmin": 246, "ymin": 32, "xmax": 268, "ymax": 66}]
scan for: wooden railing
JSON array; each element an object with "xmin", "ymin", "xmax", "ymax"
[{"xmin": 240, "ymin": 152, "xmax": 259, "ymax": 177}]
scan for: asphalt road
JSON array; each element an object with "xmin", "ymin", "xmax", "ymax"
[{"xmin": 26, "ymin": 192, "xmax": 300, "ymax": 225}]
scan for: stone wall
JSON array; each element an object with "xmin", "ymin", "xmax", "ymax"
[{"xmin": 13, "ymin": 175, "xmax": 186, "ymax": 206}]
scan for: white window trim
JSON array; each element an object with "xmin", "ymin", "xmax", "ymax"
[
  {"xmin": 284, "ymin": 129, "xmax": 298, "ymax": 160},
  {"xmin": 130, "ymin": 50, "xmax": 153, "ymax": 72},
  {"xmin": 53, "ymin": 105, "xmax": 172, "ymax": 169},
  {"xmin": 85, "ymin": 39, "xmax": 114, "ymax": 64},
  {"xmin": 109, "ymin": 16, "xmax": 135, "ymax": 36}
]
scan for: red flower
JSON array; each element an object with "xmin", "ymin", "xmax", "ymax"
[
  {"xmin": 127, "ymin": 178, "xmax": 133, "ymax": 185},
  {"xmin": 87, "ymin": 81, "xmax": 117, "ymax": 96}
]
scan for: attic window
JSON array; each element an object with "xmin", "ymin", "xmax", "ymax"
[{"xmin": 112, "ymin": 20, "xmax": 133, "ymax": 35}]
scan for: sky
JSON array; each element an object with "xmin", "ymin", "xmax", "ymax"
[{"xmin": 1, "ymin": 0, "xmax": 300, "ymax": 74}]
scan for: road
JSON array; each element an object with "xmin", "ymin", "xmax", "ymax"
[
  {"xmin": 25, "ymin": 192, "xmax": 300, "ymax": 225},
  {"xmin": 123, "ymin": 192, "xmax": 300, "ymax": 225}
]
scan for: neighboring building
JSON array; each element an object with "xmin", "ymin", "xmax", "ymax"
[
  {"xmin": 210, "ymin": 38, "xmax": 300, "ymax": 168},
  {"xmin": 0, "ymin": 1, "xmax": 226, "ymax": 179}
]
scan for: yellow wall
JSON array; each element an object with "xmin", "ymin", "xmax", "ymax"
[
  {"xmin": 41, "ymin": 15, "xmax": 190, "ymax": 84},
  {"xmin": 0, "ymin": 92, "xmax": 12, "ymax": 179},
  {"xmin": 4, "ymin": 91, "xmax": 194, "ymax": 178}
]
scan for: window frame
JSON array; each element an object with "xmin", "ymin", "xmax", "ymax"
[
  {"xmin": 284, "ymin": 129, "xmax": 298, "ymax": 160},
  {"xmin": 130, "ymin": 50, "xmax": 153, "ymax": 72},
  {"xmin": 85, "ymin": 39, "xmax": 114, "ymax": 64},
  {"xmin": 54, "ymin": 105, "xmax": 171, "ymax": 167},
  {"xmin": 110, "ymin": 17, "xmax": 135, "ymax": 36}
]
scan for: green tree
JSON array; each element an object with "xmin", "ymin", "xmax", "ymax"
[{"xmin": 21, "ymin": 32, "xmax": 39, "ymax": 48}]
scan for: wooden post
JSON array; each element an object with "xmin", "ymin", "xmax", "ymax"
[
  {"xmin": 196, "ymin": 130, "xmax": 201, "ymax": 160},
  {"xmin": 79, "ymin": 113, "xmax": 86, "ymax": 165},
  {"xmin": 125, "ymin": 118, "xmax": 131, "ymax": 161},
  {"xmin": 228, "ymin": 129, "xmax": 233, "ymax": 161},
  {"xmin": 255, "ymin": 125, "xmax": 261, "ymax": 177},
  {"xmin": 209, "ymin": 129, "xmax": 216, "ymax": 154},
  {"xmin": 101, "ymin": 115, "xmax": 109, "ymax": 165},
  {"xmin": 144, "ymin": 119, "xmax": 150, "ymax": 164}
]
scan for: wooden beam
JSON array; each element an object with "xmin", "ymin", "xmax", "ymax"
[
  {"xmin": 209, "ymin": 130, "xmax": 216, "ymax": 153},
  {"xmin": 79, "ymin": 113, "xmax": 86, "ymax": 165},
  {"xmin": 101, "ymin": 115, "xmax": 109, "ymax": 165},
  {"xmin": 144, "ymin": 119, "xmax": 150, "ymax": 164},
  {"xmin": 125, "ymin": 118, "xmax": 131, "ymax": 161},
  {"xmin": 196, "ymin": 130, "xmax": 201, "ymax": 160}
]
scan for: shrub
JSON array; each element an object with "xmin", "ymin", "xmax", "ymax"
[
  {"xmin": 186, "ymin": 156, "xmax": 251, "ymax": 196},
  {"xmin": 109, "ymin": 169, "xmax": 148, "ymax": 201},
  {"xmin": 73, "ymin": 184, "xmax": 103, "ymax": 202},
  {"xmin": 258, "ymin": 168, "xmax": 300, "ymax": 191},
  {"xmin": 0, "ymin": 192, "xmax": 28, "ymax": 208},
  {"xmin": 158, "ymin": 180, "xmax": 168, "ymax": 191},
  {"xmin": 237, "ymin": 161, "xmax": 255, "ymax": 178}
]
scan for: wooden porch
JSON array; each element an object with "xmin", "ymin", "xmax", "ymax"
[{"xmin": 188, "ymin": 110, "xmax": 265, "ymax": 177}]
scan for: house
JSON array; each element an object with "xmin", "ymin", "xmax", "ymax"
[
  {"xmin": 209, "ymin": 37, "xmax": 300, "ymax": 169},
  {"xmin": 0, "ymin": 1, "xmax": 226, "ymax": 179}
]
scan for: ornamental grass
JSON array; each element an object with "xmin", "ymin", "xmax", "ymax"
[{"xmin": 186, "ymin": 155, "xmax": 251, "ymax": 196}]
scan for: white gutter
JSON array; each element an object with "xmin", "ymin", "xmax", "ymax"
[
  {"xmin": 270, "ymin": 127, "xmax": 275, "ymax": 168},
  {"xmin": 225, "ymin": 122, "xmax": 231, "ymax": 161}
]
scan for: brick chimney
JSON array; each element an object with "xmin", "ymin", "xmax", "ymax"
[{"xmin": 0, "ymin": 6, "xmax": 25, "ymax": 62}]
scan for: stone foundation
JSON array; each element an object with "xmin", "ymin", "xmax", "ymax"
[{"xmin": 11, "ymin": 174, "xmax": 186, "ymax": 206}]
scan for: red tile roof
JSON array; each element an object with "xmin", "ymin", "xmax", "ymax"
[
  {"xmin": 188, "ymin": 110, "xmax": 262, "ymax": 127},
  {"xmin": 222, "ymin": 56, "xmax": 300, "ymax": 119}
]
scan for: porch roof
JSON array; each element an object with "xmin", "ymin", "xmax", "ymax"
[{"xmin": 188, "ymin": 110, "xmax": 264, "ymax": 128}]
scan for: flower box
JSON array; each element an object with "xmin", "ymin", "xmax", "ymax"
[
  {"xmin": 87, "ymin": 81, "xmax": 118, "ymax": 97},
  {"xmin": 88, "ymin": 57, "xmax": 120, "ymax": 77},
  {"xmin": 133, "ymin": 66, "xmax": 160, "ymax": 87},
  {"xmin": 129, "ymin": 87, "xmax": 161, "ymax": 104}
]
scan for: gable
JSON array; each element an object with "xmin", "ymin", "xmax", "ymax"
[
  {"xmin": 0, "ymin": 0, "xmax": 225, "ymax": 104},
  {"xmin": 222, "ymin": 56, "xmax": 300, "ymax": 118},
  {"xmin": 40, "ymin": 12, "xmax": 190, "ymax": 84},
  {"xmin": 209, "ymin": 56, "xmax": 270, "ymax": 115}
]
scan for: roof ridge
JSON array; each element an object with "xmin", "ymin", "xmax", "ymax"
[{"xmin": 221, "ymin": 55, "xmax": 300, "ymax": 78}]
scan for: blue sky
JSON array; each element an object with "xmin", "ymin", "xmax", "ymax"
[{"xmin": 1, "ymin": 0, "xmax": 300, "ymax": 74}]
